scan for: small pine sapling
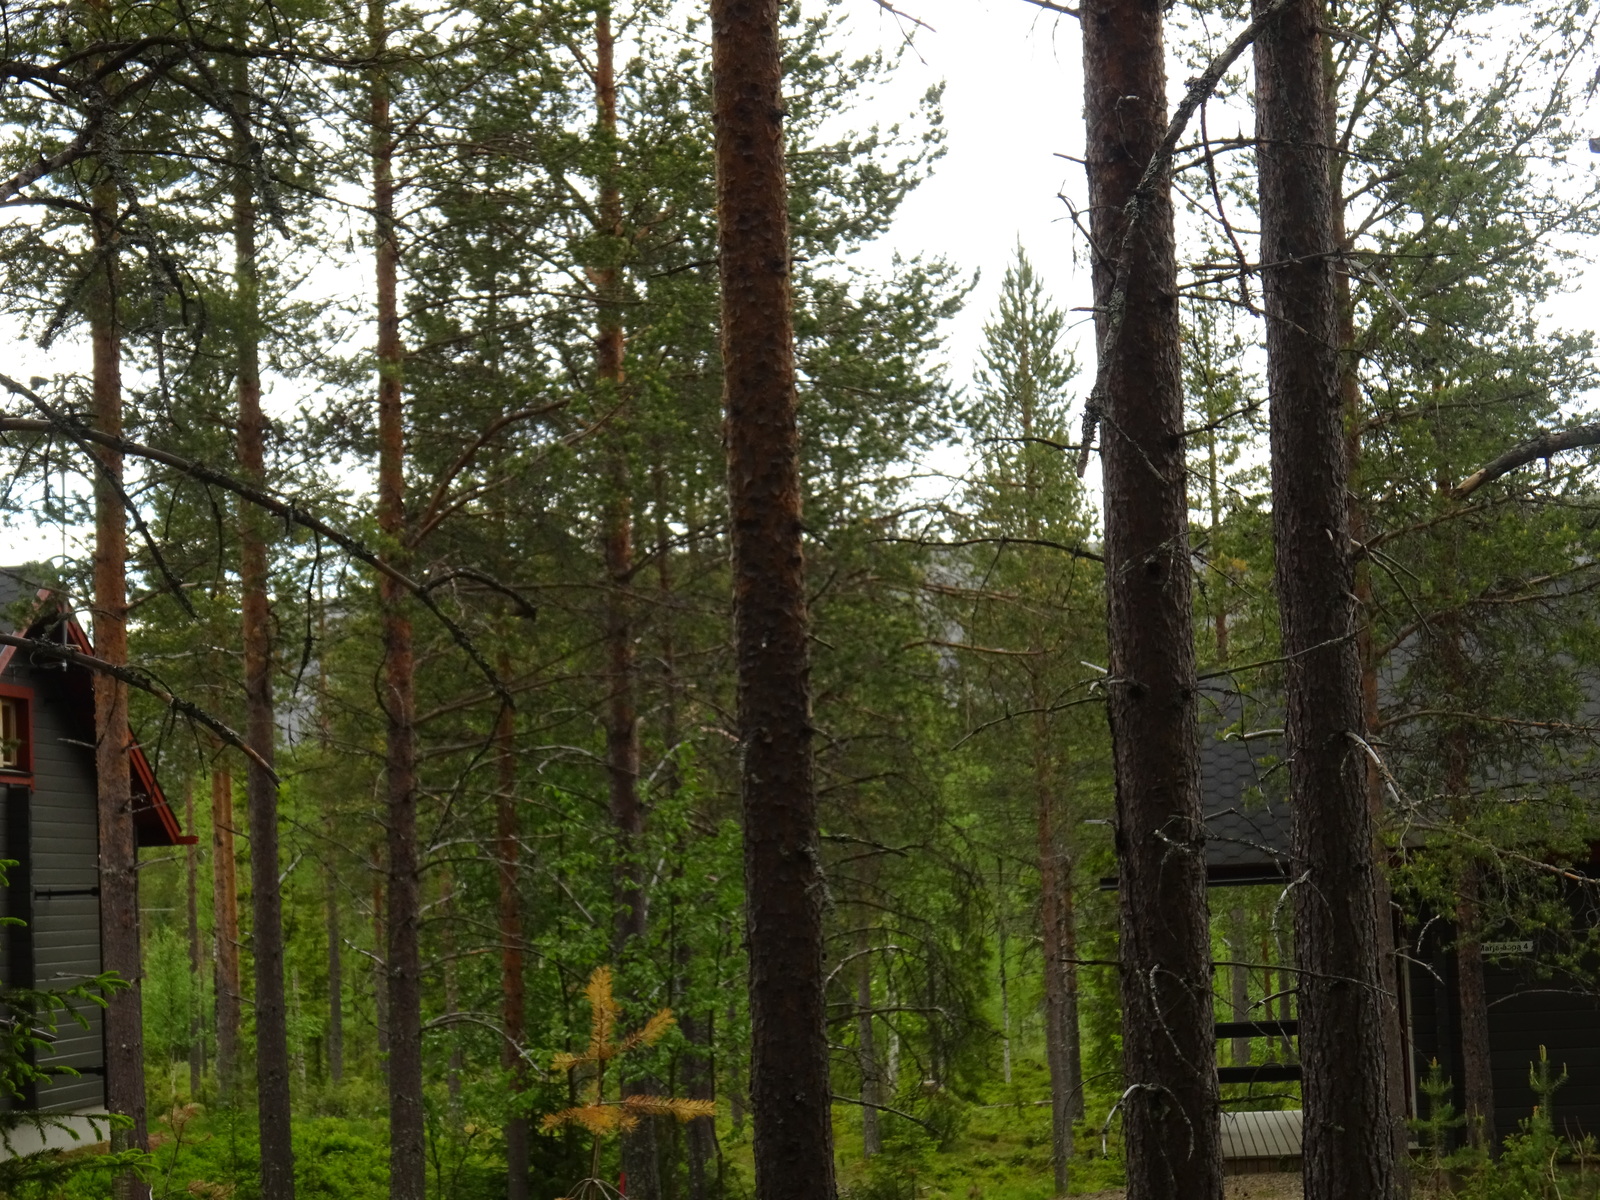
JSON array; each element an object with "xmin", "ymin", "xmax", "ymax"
[
  {"xmin": 542, "ymin": 966, "xmax": 716, "ymax": 1199},
  {"xmin": 1412, "ymin": 1059, "xmax": 1470, "ymax": 1195}
]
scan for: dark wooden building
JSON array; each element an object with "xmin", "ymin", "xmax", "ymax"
[
  {"xmin": 0, "ymin": 572, "xmax": 189, "ymax": 1132},
  {"xmin": 1198, "ymin": 684, "xmax": 1600, "ymax": 1144}
]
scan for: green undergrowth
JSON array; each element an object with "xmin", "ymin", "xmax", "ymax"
[
  {"xmin": 17, "ymin": 1056, "xmax": 1133, "ymax": 1200},
  {"xmin": 819, "ymin": 1055, "xmax": 1126, "ymax": 1200}
]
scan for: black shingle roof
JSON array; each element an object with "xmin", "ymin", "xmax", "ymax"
[{"xmin": 1198, "ymin": 687, "xmax": 1293, "ymax": 879}]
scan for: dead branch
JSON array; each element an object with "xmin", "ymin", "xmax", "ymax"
[
  {"xmin": 0, "ymin": 379, "xmax": 510, "ymax": 703},
  {"xmin": 0, "ymin": 633, "xmax": 274, "ymax": 782},
  {"xmin": 1076, "ymin": 0, "xmax": 1294, "ymax": 475},
  {"xmin": 1454, "ymin": 421, "xmax": 1600, "ymax": 498}
]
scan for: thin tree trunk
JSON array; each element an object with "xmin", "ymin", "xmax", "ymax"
[
  {"xmin": 232, "ymin": 61, "xmax": 295, "ymax": 1196},
  {"xmin": 1256, "ymin": 0, "xmax": 1397, "ymax": 1193},
  {"xmin": 497, "ymin": 683, "xmax": 529, "ymax": 1200},
  {"xmin": 1455, "ymin": 863, "xmax": 1494, "ymax": 1150},
  {"xmin": 855, "ymin": 928, "xmax": 881, "ymax": 1158},
  {"xmin": 997, "ymin": 856, "xmax": 1012, "ymax": 1087},
  {"xmin": 1336, "ymin": 106, "xmax": 1411, "ymax": 1182},
  {"xmin": 90, "ymin": 139, "xmax": 149, "ymax": 1200},
  {"xmin": 212, "ymin": 766, "xmax": 241, "ymax": 1097},
  {"xmin": 369, "ymin": 4, "xmax": 422, "ymax": 1193},
  {"xmin": 1231, "ymin": 907, "xmax": 1251, "ymax": 1068},
  {"xmin": 372, "ymin": 843, "xmax": 389, "ymax": 1068},
  {"xmin": 1035, "ymin": 742, "xmax": 1077, "ymax": 1193},
  {"xmin": 187, "ymin": 780, "xmax": 204, "ymax": 1097},
  {"xmin": 326, "ymin": 854, "xmax": 344, "ymax": 1085},
  {"xmin": 1081, "ymin": 1, "xmax": 1222, "ymax": 1195},
  {"xmin": 710, "ymin": 2, "xmax": 836, "ymax": 1196},
  {"xmin": 592, "ymin": 11, "xmax": 658, "ymax": 1195},
  {"xmin": 681, "ymin": 1009, "xmax": 717, "ymax": 1200}
]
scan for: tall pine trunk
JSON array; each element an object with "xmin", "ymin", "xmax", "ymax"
[
  {"xmin": 90, "ymin": 144, "xmax": 150, "ymax": 1200},
  {"xmin": 1256, "ymin": 0, "xmax": 1397, "ymax": 1192},
  {"xmin": 212, "ymin": 765, "xmax": 242, "ymax": 1096},
  {"xmin": 232, "ymin": 59, "xmax": 296, "ymax": 1196},
  {"xmin": 1082, "ymin": 1, "xmax": 1222, "ymax": 1195},
  {"xmin": 1034, "ymin": 724, "xmax": 1079, "ymax": 1192},
  {"xmin": 369, "ymin": 4, "xmax": 423, "ymax": 1193},
  {"xmin": 326, "ymin": 856, "xmax": 344, "ymax": 1084},
  {"xmin": 186, "ymin": 780, "xmax": 204, "ymax": 1096},
  {"xmin": 855, "ymin": 927, "xmax": 881, "ymax": 1158},
  {"xmin": 1336, "ymin": 110, "xmax": 1411, "ymax": 1181},
  {"xmin": 496, "ymin": 685, "xmax": 530, "ymax": 1200},
  {"xmin": 710, "ymin": 2, "xmax": 836, "ymax": 1195}
]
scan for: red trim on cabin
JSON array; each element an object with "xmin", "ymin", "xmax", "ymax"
[
  {"xmin": 55, "ymin": 615, "xmax": 195, "ymax": 847},
  {"xmin": 0, "ymin": 680, "xmax": 35, "ymax": 780}
]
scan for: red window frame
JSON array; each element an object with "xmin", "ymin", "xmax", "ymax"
[{"xmin": 0, "ymin": 683, "xmax": 34, "ymax": 777}]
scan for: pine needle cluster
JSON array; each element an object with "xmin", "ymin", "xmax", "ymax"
[{"xmin": 542, "ymin": 966, "xmax": 715, "ymax": 1142}]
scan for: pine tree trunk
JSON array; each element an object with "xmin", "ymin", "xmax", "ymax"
[
  {"xmin": 1256, "ymin": 0, "xmax": 1397, "ymax": 1193},
  {"xmin": 856, "ymin": 929, "xmax": 882, "ymax": 1158},
  {"xmin": 710, "ymin": 2, "xmax": 836, "ymax": 1196},
  {"xmin": 1036, "ymin": 753, "xmax": 1077, "ymax": 1192},
  {"xmin": 212, "ymin": 766, "xmax": 242, "ymax": 1097},
  {"xmin": 1455, "ymin": 864, "xmax": 1494, "ymax": 1150},
  {"xmin": 326, "ymin": 856, "xmax": 343, "ymax": 1085},
  {"xmin": 90, "ymin": 150, "xmax": 150, "ymax": 1200},
  {"xmin": 1230, "ymin": 907, "xmax": 1251, "ymax": 1068},
  {"xmin": 1081, "ymin": 2, "xmax": 1222, "ymax": 1195},
  {"xmin": 1336, "ymin": 117, "xmax": 1412, "ymax": 1180},
  {"xmin": 681, "ymin": 1009, "xmax": 718, "ymax": 1200},
  {"xmin": 369, "ymin": 5, "xmax": 423, "ymax": 1193},
  {"xmin": 997, "ymin": 857, "xmax": 1012, "ymax": 1087},
  {"xmin": 187, "ymin": 780, "xmax": 204, "ymax": 1096},
  {"xmin": 592, "ymin": 11, "xmax": 658, "ymax": 1194},
  {"xmin": 373, "ymin": 848, "xmax": 389, "ymax": 1069},
  {"xmin": 497, "ymin": 688, "xmax": 530, "ymax": 1200},
  {"xmin": 232, "ymin": 66, "xmax": 296, "ymax": 1196}
]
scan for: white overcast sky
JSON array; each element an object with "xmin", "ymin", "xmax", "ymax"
[{"xmin": 835, "ymin": 0, "xmax": 1600, "ymax": 404}]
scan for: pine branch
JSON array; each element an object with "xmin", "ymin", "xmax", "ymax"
[{"xmin": 1454, "ymin": 422, "xmax": 1600, "ymax": 497}]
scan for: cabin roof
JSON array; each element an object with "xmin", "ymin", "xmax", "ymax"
[
  {"xmin": 0, "ymin": 567, "xmax": 190, "ymax": 847},
  {"xmin": 1199, "ymin": 687, "xmax": 1293, "ymax": 881}
]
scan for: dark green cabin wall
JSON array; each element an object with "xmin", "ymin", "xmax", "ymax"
[{"xmin": 1, "ymin": 652, "xmax": 106, "ymax": 1114}]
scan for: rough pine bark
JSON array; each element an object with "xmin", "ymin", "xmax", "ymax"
[
  {"xmin": 369, "ymin": 4, "xmax": 423, "ymax": 1193},
  {"xmin": 1256, "ymin": 0, "xmax": 1398, "ymax": 1193},
  {"xmin": 212, "ymin": 766, "xmax": 242, "ymax": 1096},
  {"xmin": 1081, "ymin": 1, "xmax": 1222, "ymax": 1195},
  {"xmin": 1337, "ymin": 136, "xmax": 1412, "ymax": 1182},
  {"xmin": 710, "ymin": 2, "xmax": 836, "ymax": 1195},
  {"xmin": 232, "ymin": 70, "xmax": 296, "ymax": 1196},
  {"xmin": 90, "ymin": 153, "xmax": 150, "ymax": 1200}
]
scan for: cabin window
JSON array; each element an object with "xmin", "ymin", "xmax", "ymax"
[{"xmin": 0, "ymin": 696, "xmax": 27, "ymax": 771}]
